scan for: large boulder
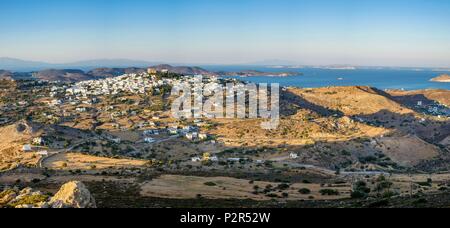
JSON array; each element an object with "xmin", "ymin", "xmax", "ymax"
[{"xmin": 49, "ymin": 181, "xmax": 96, "ymax": 208}]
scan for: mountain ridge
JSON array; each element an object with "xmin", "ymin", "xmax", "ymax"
[{"xmin": 0, "ymin": 57, "xmax": 160, "ymax": 71}]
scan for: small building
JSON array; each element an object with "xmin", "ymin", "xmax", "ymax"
[
  {"xmin": 186, "ymin": 132, "xmax": 198, "ymax": 141},
  {"xmin": 168, "ymin": 128, "xmax": 179, "ymax": 135},
  {"xmin": 110, "ymin": 137, "xmax": 121, "ymax": 143},
  {"xmin": 37, "ymin": 151, "xmax": 48, "ymax": 156},
  {"xmin": 51, "ymin": 99, "xmax": 62, "ymax": 106},
  {"xmin": 290, "ymin": 153, "xmax": 299, "ymax": 159},
  {"xmin": 147, "ymin": 68, "xmax": 157, "ymax": 74},
  {"xmin": 144, "ymin": 137, "xmax": 156, "ymax": 143},
  {"xmin": 22, "ymin": 144, "xmax": 32, "ymax": 152},
  {"xmin": 144, "ymin": 129, "xmax": 159, "ymax": 136},
  {"xmin": 199, "ymin": 133, "xmax": 208, "ymax": 140},
  {"xmin": 76, "ymin": 107, "xmax": 87, "ymax": 112},
  {"xmin": 183, "ymin": 126, "xmax": 195, "ymax": 132}
]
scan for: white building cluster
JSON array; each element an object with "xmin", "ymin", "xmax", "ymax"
[
  {"xmin": 54, "ymin": 72, "xmax": 222, "ymax": 106},
  {"xmin": 65, "ymin": 73, "xmax": 173, "ymax": 97}
]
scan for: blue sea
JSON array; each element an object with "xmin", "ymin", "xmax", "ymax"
[{"xmin": 201, "ymin": 65, "xmax": 450, "ymax": 91}]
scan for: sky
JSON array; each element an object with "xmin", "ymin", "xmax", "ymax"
[{"xmin": 1, "ymin": 0, "xmax": 450, "ymax": 67}]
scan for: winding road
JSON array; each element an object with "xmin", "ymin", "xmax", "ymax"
[{"xmin": 38, "ymin": 143, "xmax": 84, "ymax": 168}]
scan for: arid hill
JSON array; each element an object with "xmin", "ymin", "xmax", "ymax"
[
  {"xmin": 286, "ymin": 86, "xmax": 414, "ymax": 116},
  {"xmin": 388, "ymin": 89, "xmax": 450, "ymax": 107},
  {"xmin": 209, "ymin": 86, "xmax": 448, "ymax": 170},
  {"xmin": 0, "ymin": 121, "xmax": 42, "ymax": 170}
]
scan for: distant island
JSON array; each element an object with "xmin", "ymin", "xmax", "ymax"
[
  {"xmin": 430, "ymin": 74, "xmax": 450, "ymax": 83},
  {"xmin": 218, "ymin": 70, "xmax": 302, "ymax": 77},
  {"xmin": 267, "ymin": 65, "xmax": 357, "ymax": 70}
]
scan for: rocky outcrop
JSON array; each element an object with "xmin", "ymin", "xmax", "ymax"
[
  {"xmin": 0, "ymin": 181, "xmax": 96, "ymax": 208},
  {"xmin": 49, "ymin": 181, "xmax": 96, "ymax": 208},
  {"xmin": 0, "ymin": 187, "xmax": 49, "ymax": 208}
]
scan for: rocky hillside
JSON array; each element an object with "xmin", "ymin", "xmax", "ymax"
[
  {"xmin": 0, "ymin": 181, "xmax": 96, "ymax": 208},
  {"xmin": 0, "ymin": 121, "xmax": 42, "ymax": 171}
]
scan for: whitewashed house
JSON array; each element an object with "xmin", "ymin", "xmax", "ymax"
[
  {"xmin": 199, "ymin": 133, "xmax": 208, "ymax": 140},
  {"xmin": 186, "ymin": 132, "xmax": 198, "ymax": 140},
  {"xmin": 144, "ymin": 129, "xmax": 159, "ymax": 136},
  {"xmin": 37, "ymin": 151, "xmax": 48, "ymax": 156},
  {"xmin": 22, "ymin": 144, "xmax": 32, "ymax": 152},
  {"xmin": 168, "ymin": 128, "xmax": 179, "ymax": 135}
]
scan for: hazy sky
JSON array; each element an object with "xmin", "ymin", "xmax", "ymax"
[{"xmin": 1, "ymin": 0, "xmax": 450, "ymax": 67}]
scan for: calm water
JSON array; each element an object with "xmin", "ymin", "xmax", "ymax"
[{"xmin": 201, "ymin": 65, "xmax": 450, "ymax": 91}]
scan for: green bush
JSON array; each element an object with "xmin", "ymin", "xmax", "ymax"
[
  {"xmin": 204, "ymin": 182, "xmax": 217, "ymax": 187},
  {"xmin": 266, "ymin": 193, "xmax": 278, "ymax": 198},
  {"xmin": 277, "ymin": 183, "xmax": 290, "ymax": 190},
  {"xmin": 319, "ymin": 189, "xmax": 340, "ymax": 196},
  {"xmin": 376, "ymin": 181, "xmax": 393, "ymax": 191},
  {"xmin": 298, "ymin": 188, "xmax": 311, "ymax": 195}
]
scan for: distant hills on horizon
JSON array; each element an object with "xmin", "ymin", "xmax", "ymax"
[
  {"xmin": 0, "ymin": 57, "xmax": 307, "ymax": 71},
  {"xmin": 2, "ymin": 57, "xmax": 450, "ymax": 83},
  {"xmin": 3, "ymin": 57, "xmax": 450, "ymax": 72},
  {"xmin": 0, "ymin": 57, "xmax": 163, "ymax": 72},
  {"xmin": 0, "ymin": 64, "xmax": 214, "ymax": 82}
]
